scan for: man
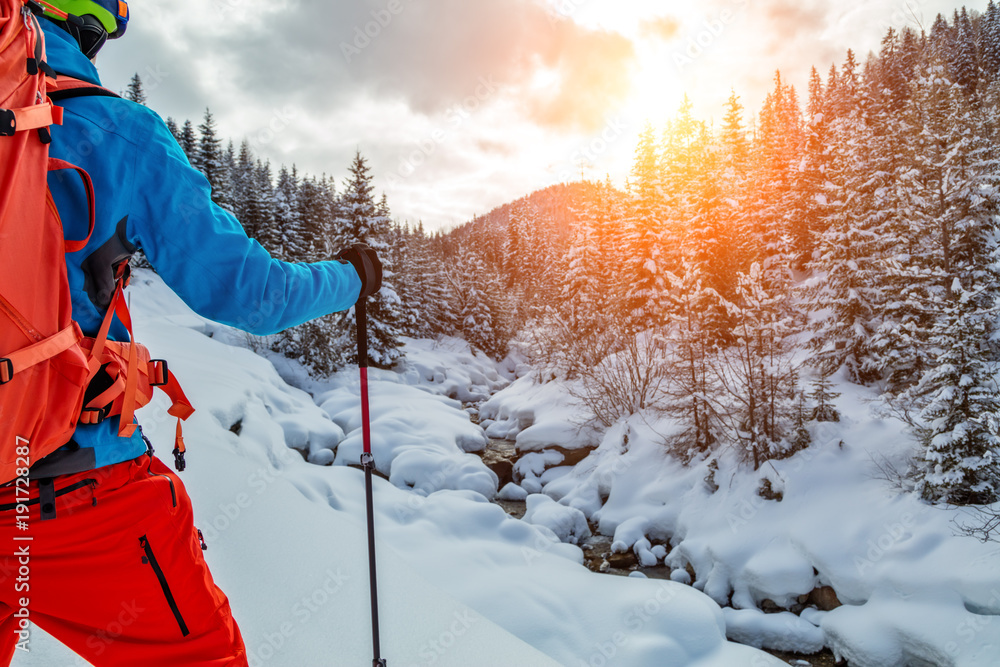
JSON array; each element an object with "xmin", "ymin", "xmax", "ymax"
[{"xmin": 0, "ymin": 1, "xmax": 380, "ymax": 664}]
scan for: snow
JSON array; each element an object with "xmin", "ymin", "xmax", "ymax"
[
  {"xmin": 497, "ymin": 482, "xmax": 528, "ymax": 501},
  {"xmin": 723, "ymin": 608, "xmax": 825, "ymax": 653},
  {"xmin": 480, "ymin": 364, "xmax": 1000, "ymax": 666},
  {"xmin": 522, "ymin": 493, "xmax": 592, "ymax": 545},
  {"xmin": 479, "ymin": 375, "xmax": 600, "ymax": 452},
  {"xmin": 14, "ymin": 270, "xmax": 773, "ymax": 667},
  {"xmin": 24, "ymin": 267, "xmax": 999, "ymax": 667}
]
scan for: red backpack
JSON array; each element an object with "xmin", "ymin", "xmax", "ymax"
[{"xmin": 0, "ymin": 0, "xmax": 192, "ymax": 483}]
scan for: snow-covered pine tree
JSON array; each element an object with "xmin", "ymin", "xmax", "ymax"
[
  {"xmin": 806, "ymin": 66, "xmax": 904, "ymax": 384},
  {"xmin": 252, "ymin": 160, "xmax": 281, "ymax": 257},
  {"xmin": 165, "ymin": 117, "xmax": 181, "ymax": 145},
  {"xmin": 662, "ymin": 261, "xmax": 722, "ymax": 459},
  {"xmin": 981, "ymin": 1, "xmax": 1000, "ymax": 77},
  {"xmin": 745, "ymin": 71, "xmax": 804, "ymax": 286},
  {"xmin": 560, "ymin": 182, "xmax": 607, "ymax": 337},
  {"xmin": 443, "ymin": 245, "xmax": 512, "ymax": 359},
  {"xmin": 331, "ymin": 151, "xmax": 403, "ymax": 368},
  {"xmin": 273, "ymin": 165, "xmax": 300, "ymax": 261},
  {"xmin": 180, "ymin": 119, "xmax": 198, "ymax": 168},
  {"xmin": 878, "ymin": 60, "xmax": 1000, "ymax": 393},
  {"xmin": 395, "ymin": 221, "xmax": 449, "ymax": 338},
  {"xmin": 886, "ymin": 59, "xmax": 1000, "ymax": 504},
  {"xmin": 900, "ymin": 278, "xmax": 1000, "ymax": 505},
  {"xmin": 294, "ymin": 176, "xmax": 332, "ymax": 262},
  {"xmin": 949, "ymin": 8, "xmax": 980, "ymax": 95},
  {"xmin": 231, "ymin": 140, "xmax": 278, "ymax": 254},
  {"xmin": 124, "ymin": 73, "xmax": 146, "ymax": 105},
  {"xmin": 712, "ymin": 263, "xmax": 804, "ymax": 470},
  {"xmin": 807, "ymin": 374, "xmax": 841, "ymax": 422},
  {"xmin": 197, "ymin": 109, "xmax": 232, "ymax": 212},
  {"xmin": 624, "ymin": 122, "xmax": 670, "ymax": 331}
]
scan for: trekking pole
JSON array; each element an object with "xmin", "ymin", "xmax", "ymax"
[{"xmin": 356, "ymin": 296, "xmax": 387, "ymax": 667}]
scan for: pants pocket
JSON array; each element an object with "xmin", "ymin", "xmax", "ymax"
[{"xmin": 139, "ymin": 534, "xmax": 190, "ymax": 637}]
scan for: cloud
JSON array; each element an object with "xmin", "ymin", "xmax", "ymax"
[
  {"xmin": 205, "ymin": 0, "xmax": 632, "ymax": 133},
  {"xmin": 521, "ymin": 16, "xmax": 635, "ymax": 132}
]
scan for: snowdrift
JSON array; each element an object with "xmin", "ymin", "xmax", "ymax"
[{"xmin": 14, "ymin": 270, "xmax": 774, "ymax": 667}]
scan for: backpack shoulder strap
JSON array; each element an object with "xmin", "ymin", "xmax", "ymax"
[{"xmin": 47, "ymin": 75, "xmax": 121, "ymax": 102}]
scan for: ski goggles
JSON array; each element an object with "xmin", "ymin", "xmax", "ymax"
[{"xmin": 44, "ymin": 0, "xmax": 129, "ymax": 39}]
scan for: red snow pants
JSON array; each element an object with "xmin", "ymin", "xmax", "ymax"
[{"xmin": 0, "ymin": 454, "xmax": 247, "ymax": 666}]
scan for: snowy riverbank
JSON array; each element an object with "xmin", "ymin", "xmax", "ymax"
[{"xmin": 13, "ymin": 270, "xmax": 774, "ymax": 667}]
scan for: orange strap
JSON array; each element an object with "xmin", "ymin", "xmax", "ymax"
[
  {"xmin": 80, "ymin": 272, "xmax": 195, "ymax": 459},
  {"xmin": 162, "ymin": 369, "xmax": 195, "ymax": 420},
  {"xmin": 49, "ymin": 158, "xmax": 96, "ymax": 253},
  {"xmin": 2, "ymin": 324, "xmax": 79, "ymax": 376},
  {"xmin": 113, "ymin": 292, "xmax": 139, "ymax": 437},
  {"xmin": 9, "ymin": 103, "xmax": 58, "ymax": 132}
]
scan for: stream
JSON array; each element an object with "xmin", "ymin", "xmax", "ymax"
[{"xmin": 473, "ymin": 434, "xmax": 846, "ymax": 667}]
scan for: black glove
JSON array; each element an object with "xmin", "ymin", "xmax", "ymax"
[{"xmin": 338, "ymin": 243, "xmax": 383, "ymax": 300}]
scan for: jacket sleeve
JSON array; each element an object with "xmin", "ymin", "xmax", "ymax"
[{"xmin": 127, "ymin": 111, "xmax": 361, "ymax": 336}]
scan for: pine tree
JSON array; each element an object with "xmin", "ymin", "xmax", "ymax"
[
  {"xmin": 333, "ymin": 151, "xmax": 404, "ymax": 368},
  {"xmin": 624, "ymin": 122, "xmax": 670, "ymax": 330},
  {"xmin": 900, "ymin": 279, "xmax": 1000, "ymax": 505},
  {"xmin": 273, "ymin": 165, "xmax": 300, "ymax": 261},
  {"xmin": 713, "ymin": 263, "xmax": 804, "ymax": 469},
  {"xmin": 124, "ymin": 73, "xmax": 146, "ymax": 105},
  {"xmin": 180, "ymin": 120, "xmax": 198, "ymax": 168},
  {"xmin": 253, "ymin": 160, "xmax": 281, "ymax": 256},
  {"xmin": 197, "ymin": 108, "xmax": 231, "ymax": 211},
  {"xmin": 807, "ymin": 82, "xmax": 904, "ymax": 383},
  {"xmin": 981, "ymin": 1, "xmax": 1000, "ymax": 77},
  {"xmin": 443, "ymin": 246, "xmax": 510, "ymax": 359},
  {"xmin": 663, "ymin": 261, "xmax": 722, "ymax": 458},
  {"xmin": 949, "ymin": 8, "xmax": 979, "ymax": 95},
  {"xmin": 807, "ymin": 375, "xmax": 841, "ymax": 422}
]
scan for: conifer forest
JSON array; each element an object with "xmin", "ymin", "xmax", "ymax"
[{"xmin": 138, "ymin": 3, "xmax": 1000, "ymax": 523}]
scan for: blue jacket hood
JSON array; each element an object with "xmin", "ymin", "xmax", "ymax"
[{"xmin": 41, "ymin": 17, "xmax": 102, "ymax": 85}]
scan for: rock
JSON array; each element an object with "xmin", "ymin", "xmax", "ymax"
[
  {"xmin": 486, "ymin": 459, "xmax": 514, "ymax": 487},
  {"xmin": 760, "ymin": 598, "xmax": 785, "ymax": 614},
  {"xmin": 607, "ymin": 551, "xmax": 638, "ymax": 569},
  {"xmin": 808, "ymin": 585, "xmax": 842, "ymax": 611}
]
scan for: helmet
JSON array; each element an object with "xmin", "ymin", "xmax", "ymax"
[{"xmin": 43, "ymin": 0, "xmax": 130, "ymax": 59}]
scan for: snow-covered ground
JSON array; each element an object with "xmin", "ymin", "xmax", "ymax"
[
  {"xmin": 13, "ymin": 270, "xmax": 775, "ymax": 667},
  {"xmin": 480, "ymin": 358, "xmax": 1000, "ymax": 666}
]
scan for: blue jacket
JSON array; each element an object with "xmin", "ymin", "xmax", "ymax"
[{"xmin": 41, "ymin": 21, "xmax": 361, "ymax": 473}]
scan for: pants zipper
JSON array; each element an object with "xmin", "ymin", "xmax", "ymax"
[{"xmin": 139, "ymin": 534, "xmax": 190, "ymax": 636}]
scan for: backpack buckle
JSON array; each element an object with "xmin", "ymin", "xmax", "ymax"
[
  {"xmin": 0, "ymin": 109, "xmax": 15, "ymax": 137},
  {"xmin": 0, "ymin": 358, "xmax": 12, "ymax": 384},
  {"xmin": 80, "ymin": 404, "xmax": 110, "ymax": 425},
  {"xmin": 149, "ymin": 359, "xmax": 168, "ymax": 386}
]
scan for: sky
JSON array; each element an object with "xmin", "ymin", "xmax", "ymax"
[{"xmin": 95, "ymin": 0, "xmax": 991, "ymax": 231}]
